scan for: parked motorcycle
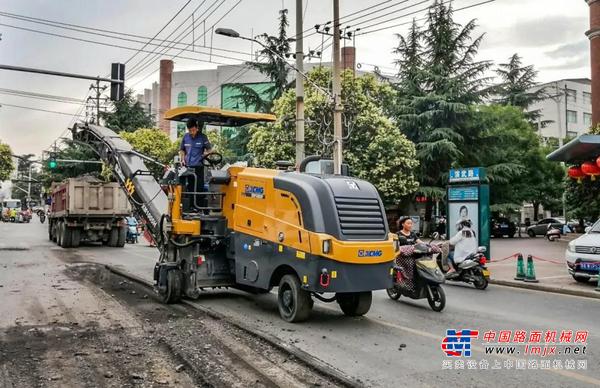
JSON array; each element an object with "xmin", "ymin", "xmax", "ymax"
[
  {"xmin": 386, "ymin": 240, "xmax": 447, "ymax": 312},
  {"xmin": 439, "ymin": 246, "xmax": 490, "ymax": 290},
  {"xmin": 546, "ymin": 223, "xmax": 561, "ymax": 242}
]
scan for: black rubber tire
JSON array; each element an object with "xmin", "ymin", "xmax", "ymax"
[
  {"xmin": 386, "ymin": 287, "xmax": 401, "ymax": 300},
  {"xmin": 427, "ymin": 285, "xmax": 446, "ymax": 312},
  {"xmin": 572, "ymin": 275, "xmax": 590, "ymax": 284},
  {"xmin": 527, "ymin": 229, "xmax": 536, "ymax": 238},
  {"xmin": 56, "ymin": 222, "xmax": 63, "ymax": 246},
  {"xmin": 337, "ymin": 292, "xmax": 372, "ymax": 317},
  {"xmin": 48, "ymin": 222, "xmax": 53, "ymax": 241},
  {"xmin": 108, "ymin": 227, "xmax": 119, "ymax": 247},
  {"xmin": 71, "ymin": 228, "xmax": 81, "ymax": 248},
  {"xmin": 277, "ymin": 274, "xmax": 313, "ymax": 323},
  {"xmin": 60, "ymin": 224, "xmax": 72, "ymax": 248},
  {"xmin": 161, "ymin": 269, "xmax": 183, "ymax": 304},
  {"xmin": 474, "ymin": 275, "xmax": 489, "ymax": 290},
  {"xmin": 116, "ymin": 226, "xmax": 127, "ymax": 248}
]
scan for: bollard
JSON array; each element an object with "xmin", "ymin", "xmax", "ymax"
[
  {"xmin": 514, "ymin": 253, "xmax": 526, "ymax": 281},
  {"xmin": 524, "ymin": 254, "xmax": 539, "ymax": 283}
]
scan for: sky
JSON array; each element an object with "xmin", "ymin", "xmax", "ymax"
[{"xmin": 0, "ymin": 0, "xmax": 590, "ymax": 159}]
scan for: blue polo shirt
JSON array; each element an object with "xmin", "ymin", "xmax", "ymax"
[{"xmin": 180, "ymin": 132, "xmax": 212, "ymax": 167}]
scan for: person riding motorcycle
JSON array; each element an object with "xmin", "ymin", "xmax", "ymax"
[
  {"xmin": 395, "ymin": 217, "xmax": 440, "ymax": 288},
  {"xmin": 397, "ymin": 216, "xmax": 423, "ymax": 246},
  {"xmin": 448, "ymin": 219, "xmax": 478, "ymax": 269}
]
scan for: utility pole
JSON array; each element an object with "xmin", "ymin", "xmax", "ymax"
[
  {"xmin": 332, "ymin": 0, "xmax": 343, "ymax": 174},
  {"xmin": 295, "ymin": 0, "xmax": 305, "ymax": 166},
  {"xmin": 89, "ymin": 79, "xmax": 107, "ymax": 125}
]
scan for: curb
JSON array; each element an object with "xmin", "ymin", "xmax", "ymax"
[
  {"xmin": 104, "ymin": 265, "xmax": 362, "ymax": 388},
  {"xmin": 489, "ymin": 279, "xmax": 600, "ymax": 300}
]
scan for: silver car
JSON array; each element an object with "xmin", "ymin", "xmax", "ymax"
[{"xmin": 526, "ymin": 217, "xmax": 566, "ymax": 237}]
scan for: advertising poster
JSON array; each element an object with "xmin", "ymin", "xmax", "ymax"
[{"xmin": 448, "ymin": 202, "xmax": 479, "ymax": 240}]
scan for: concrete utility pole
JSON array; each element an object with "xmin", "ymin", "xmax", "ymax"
[
  {"xmin": 332, "ymin": 0, "xmax": 343, "ymax": 174},
  {"xmin": 586, "ymin": 0, "xmax": 600, "ymax": 127},
  {"xmin": 295, "ymin": 0, "xmax": 305, "ymax": 166}
]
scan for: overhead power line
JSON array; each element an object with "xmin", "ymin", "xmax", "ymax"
[
  {"xmin": 0, "ymin": 102, "xmax": 87, "ymax": 117},
  {"xmin": 0, "ymin": 88, "xmax": 86, "ymax": 104}
]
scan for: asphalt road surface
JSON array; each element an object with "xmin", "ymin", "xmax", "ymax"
[{"xmin": 1, "ymin": 220, "xmax": 599, "ymax": 387}]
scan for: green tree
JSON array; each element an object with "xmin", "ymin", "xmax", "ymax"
[
  {"xmin": 0, "ymin": 141, "xmax": 15, "ymax": 182},
  {"xmin": 100, "ymin": 89, "xmax": 154, "ymax": 132},
  {"xmin": 41, "ymin": 141, "xmax": 102, "ymax": 187},
  {"xmin": 121, "ymin": 128, "xmax": 179, "ymax": 178},
  {"xmin": 393, "ymin": 0, "xmax": 491, "ymax": 219},
  {"xmin": 494, "ymin": 53, "xmax": 549, "ymax": 123},
  {"xmin": 11, "ymin": 154, "xmax": 43, "ymax": 203},
  {"xmin": 465, "ymin": 105, "xmax": 564, "ymax": 218},
  {"xmin": 230, "ymin": 9, "xmax": 291, "ymax": 113},
  {"xmin": 248, "ymin": 67, "xmax": 419, "ymax": 205}
]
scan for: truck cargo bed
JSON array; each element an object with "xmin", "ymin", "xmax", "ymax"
[{"xmin": 50, "ymin": 178, "xmax": 130, "ymax": 218}]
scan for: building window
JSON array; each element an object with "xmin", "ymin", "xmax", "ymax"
[
  {"xmin": 197, "ymin": 86, "xmax": 208, "ymax": 106},
  {"xmin": 584, "ymin": 112, "xmax": 592, "ymax": 127},
  {"xmin": 177, "ymin": 123, "xmax": 186, "ymax": 137},
  {"xmin": 583, "ymin": 91, "xmax": 592, "ymax": 106},
  {"xmin": 566, "ymin": 89, "xmax": 577, "ymax": 103},
  {"xmin": 567, "ymin": 110, "xmax": 578, "ymax": 124},
  {"xmin": 177, "ymin": 91, "xmax": 187, "ymax": 107},
  {"xmin": 567, "ymin": 130, "xmax": 578, "ymax": 138}
]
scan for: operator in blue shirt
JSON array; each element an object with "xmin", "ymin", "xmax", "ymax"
[{"xmin": 179, "ymin": 118, "xmax": 212, "ymax": 211}]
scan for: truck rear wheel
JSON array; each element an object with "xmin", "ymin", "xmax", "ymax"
[
  {"xmin": 60, "ymin": 223, "xmax": 72, "ymax": 248},
  {"xmin": 116, "ymin": 226, "xmax": 127, "ymax": 248},
  {"xmin": 71, "ymin": 228, "xmax": 81, "ymax": 248},
  {"xmin": 56, "ymin": 222, "xmax": 63, "ymax": 246},
  {"xmin": 108, "ymin": 227, "xmax": 119, "ymax": 247},
  {"xmin": 277, "ymin": 274, "xmax": 313, "ymax": 323},
  {"xmin": 337, "ymin": 292, "xmax": 372, "ymax": 317}
]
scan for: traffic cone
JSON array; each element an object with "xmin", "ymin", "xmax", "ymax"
[
  {"xmin": 514, "ymin": 254, "xmax": 526, "ymax": 281},
  {"xmin": 524, "ymin": 255, "xmax": 539, "ymax": 283}
]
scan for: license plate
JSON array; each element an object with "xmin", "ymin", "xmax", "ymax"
[
  {"xmin": 482, "ymin": 269, "xmax": 490, "ymax": 278},
  {"xmin": 579, "ymin": 262, "xmax": 600, "ymax": 271}
]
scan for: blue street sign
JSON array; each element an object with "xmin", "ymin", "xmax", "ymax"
[
  {"xmin": 449, "ymin": 167, "xmax": 483, "ymax": 183},
  {"xmin": 448, "ymin": 186, "xmax": 479, "ymax": 201}
]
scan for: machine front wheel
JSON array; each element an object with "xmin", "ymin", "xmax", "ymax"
[
  {"xmin": 427, "ymin": 285, "xmax": 446, "ymax": 312},
  {"xmin": 337, "ymin": 291, "xmax": 372, "ymax": 316},
  {"xmin": 161, "ymin": 269, "xmax": 183, "ymax": 304},
  {"xmin": 386, "ymin": 287, "xmax": 401, "ymax": 300},
  {"xmin": 277, "ymin": 274, "xmax": 313, "ymax": 323}
]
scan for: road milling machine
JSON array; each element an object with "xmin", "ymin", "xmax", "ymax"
[{"xmin": 72, "ymin": 106, "xmax": 398, "ymax": 322}]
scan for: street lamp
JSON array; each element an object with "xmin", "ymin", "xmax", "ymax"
[{"xmin": 215, "ymin": 27, "xmax": 332, "ymax": 99}]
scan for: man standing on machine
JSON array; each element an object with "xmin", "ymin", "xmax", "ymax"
[{"xmin": 179, "ymin": 118, "xmax": 212, "ymax": 211}]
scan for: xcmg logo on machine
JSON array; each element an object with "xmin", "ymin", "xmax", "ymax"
[
  {"xmin": 357, "ymin": 249, "xmax": 382, "ymax": 257},
  {"xmin": 243, "ymin": 185, "xmax": 265, "ymax": 199}
]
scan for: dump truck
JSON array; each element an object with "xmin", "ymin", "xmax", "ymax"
[{"xmin": 48, "ymin": 177, "xmax": 131, "ymax": 248}]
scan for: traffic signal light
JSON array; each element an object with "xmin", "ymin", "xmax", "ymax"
[
  {"xmin": 48, "ymin": 153, "xmax": 57, "ymax": 169},
  {"xmin": 110, "ymin": 63, "xmax": 125, "ymax": 101}
]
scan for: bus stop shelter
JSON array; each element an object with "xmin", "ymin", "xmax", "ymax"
[{"xmin": 547, "ymin": 134, "xmax": 600, "ymax": 163}]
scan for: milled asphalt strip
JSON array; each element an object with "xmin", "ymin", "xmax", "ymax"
[{"xmin": 104, "ymin": 265, "xmax": 361, "ymax": 388}]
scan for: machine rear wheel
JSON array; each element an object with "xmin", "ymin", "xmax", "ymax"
[
  {"xmin": 337, "ymin": 292, "xmax": 372, "ymax": 316},
  {"xmin": 277, "ymin": 274, "xmax": 313, "ymax": 323},
  {"xmin": 386, "ymin": 287, "xmax": 401, "ymax": 300},
  {"xmin": 108, "ymin": 227, "xmax": 119, "ymax": 247},
  {"xmin": 427, "ymin": 285, "xmax": 445, "ymax": 312},
  {"xmin": 161, "ymin": 269, "xmax": 183, "ymax": 304},
  {"xmin": 116, "ymin": 226, "xmax": 127, "ymax": 248}
]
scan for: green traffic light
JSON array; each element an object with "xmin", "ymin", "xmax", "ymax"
[{"xmin": 48, "ymin": 160, "xmax": 57, "ymax": 169}]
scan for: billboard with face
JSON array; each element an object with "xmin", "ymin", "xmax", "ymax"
[{"xmin": 448, "ymin": 202, "xmax": 479, "ymax": 239}]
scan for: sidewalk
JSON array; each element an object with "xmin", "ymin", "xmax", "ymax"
[{"xmin": 488, "ymin": 236, "xmax": 600, "ymax": 299}]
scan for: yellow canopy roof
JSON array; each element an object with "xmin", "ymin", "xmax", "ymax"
[{"xmin": 164, "ymin": 106, "xmax": 276, "ymax": 127}]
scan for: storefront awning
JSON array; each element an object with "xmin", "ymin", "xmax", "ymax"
[{"xmin": 546, "ymin": 134, "xmax": 600, "ymax": 163}]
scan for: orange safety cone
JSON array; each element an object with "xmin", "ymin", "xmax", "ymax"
[
  {"xmin": 524, "ymin": 255, "xmax": 539, "ymax": 283},
  {"xmin": 514, "ymin": 253, "xmax": 525, "ymax": 281}
]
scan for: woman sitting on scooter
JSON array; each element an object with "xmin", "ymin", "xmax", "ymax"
[
  {"xmin": 448, "ymin": 219, "xmax": 478, "ymax": 268},
  {"xmin": 396, "ymin": 217, "xmax": 423, "ymax": 246}
]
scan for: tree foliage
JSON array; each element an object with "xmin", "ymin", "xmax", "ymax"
[
  {"xmin": 121, "ymin": 128, "xmax": 179, "ymax": 178},
  {"xmin": 493, "ymin": 53, "xmax": 549, "ymax": 123},
  {"xmin": 393, "ymin": 1, "xmax": 491, "ymax": 216},
  {"xmin": 41, "ymin": 141, "xmax": 102, "ymax": 187},
  {"xmin": 11, "ymin": 154, "xmax": 43, "ymax": 203},
  {"xmin": 100, "ymin": 89, "xmax": 154, "ymax": 132},
  {"xmin": 248, "ymin": 67, "xmax": 419, "ymax": 205},
  {"xmin": 0, "ymin": 141, "xmax": 14, "ymax": 182}
]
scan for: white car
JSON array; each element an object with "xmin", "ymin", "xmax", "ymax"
[{"xmin": 566, "ymin": 220, "xmax": 600, "ymax": 283}]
